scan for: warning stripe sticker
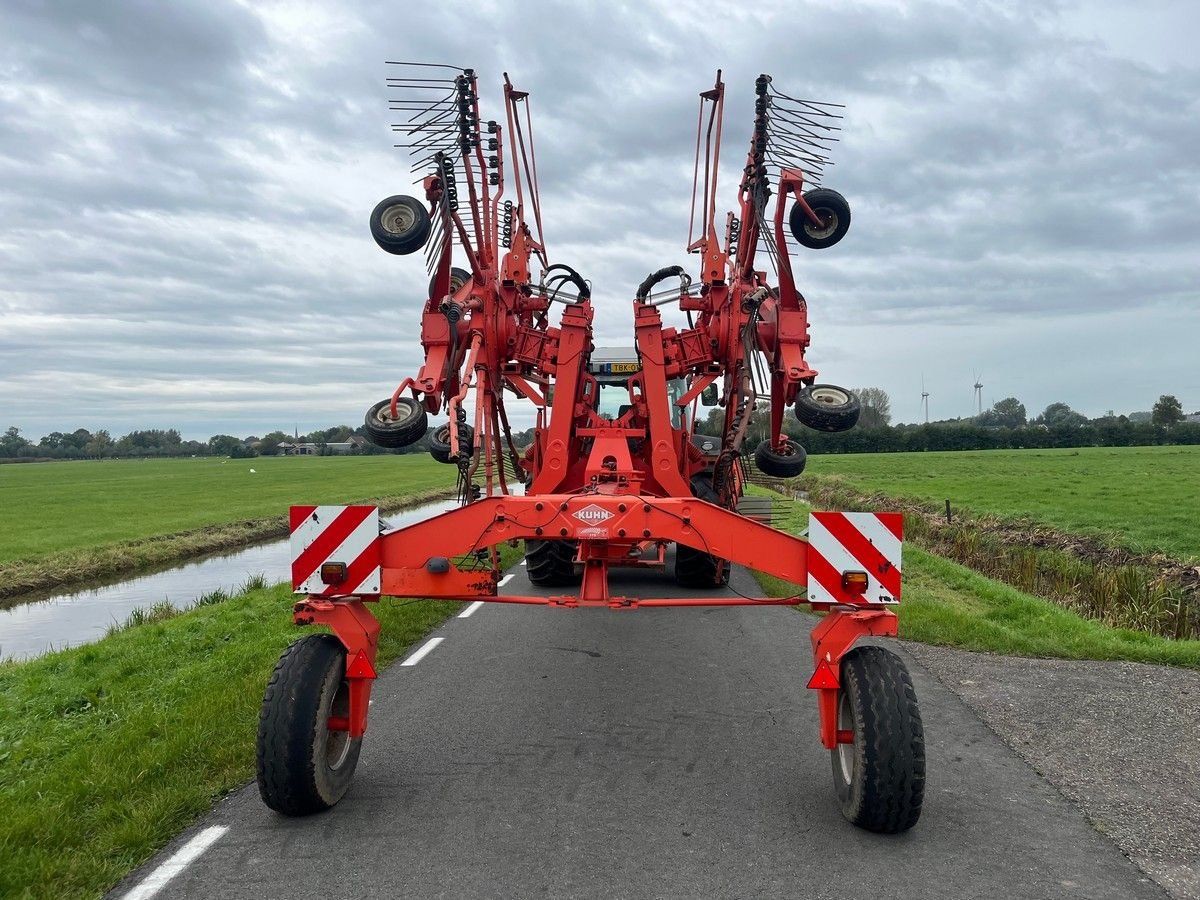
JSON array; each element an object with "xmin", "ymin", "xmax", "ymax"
[
  {"xmin": 290, "ymin": 505, "xmax": 381, "ymax": 595},
  {"xmin": 807, "ymin": 512, "xmax": 903, "ymax": 605}
]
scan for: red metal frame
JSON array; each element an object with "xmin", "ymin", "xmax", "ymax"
[{"xmin": 298, "ymin": 69, "xmax": 896, "ymax": 746}]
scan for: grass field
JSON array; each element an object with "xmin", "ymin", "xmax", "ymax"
[
  {"xmin": 805, "ymin": 445, "xmax": 1200, "ymax": 561},
  {"xmin": 750, "ymin": 489, "xmax": 1200, "ymax": 668},
  {"xmin": 3, "ymin": 452, "xmax": 1195, "ymax": 898},
  {"xmin": 0, "ymin": 455, "xmax": 458, "ymax": 599},
  {"xmin": 0, "ymin": 455, "xmax": 451, "ymax": 565}
]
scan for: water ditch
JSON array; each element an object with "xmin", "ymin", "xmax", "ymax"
[{"xmin": 0, "ymin": 497, "xmax": 460, "ymax": 663}]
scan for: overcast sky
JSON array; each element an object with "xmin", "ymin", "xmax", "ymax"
[{"xmin": 2, "ymin": 0, "xmax": 1197, "ymax": 441}]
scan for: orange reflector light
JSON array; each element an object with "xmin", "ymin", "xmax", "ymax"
[
  {"xmin": 841, "ymin": 570, "xmax": 869, "ymax": 594},
  {"xmin": 320, "ymin": 562, "xmax": 348, "ymax": 585}
]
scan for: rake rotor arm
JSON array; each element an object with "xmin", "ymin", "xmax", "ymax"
[{"xmin": 381, "ymin": 67, "xmax": 587, "ymax": 435}]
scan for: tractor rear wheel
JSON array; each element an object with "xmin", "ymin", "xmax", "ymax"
[
  {"xmin": 795, "ymin": 384, "xmax": 861, "ymax": 433},
  {"xmin": 789, "ymin": 188, "xmax": 851, "ymax": 250},
  {"xmin": 525, "ymin": 539, "xmax": 580, "ymax": 586},
  {"xmin": 674, "ymin": 477, "xmax": 728, "ymax": 589},
  {"xmin": 370, "ymin": 194, "xmax": 431, "ymax": 255},
  {"xmin": 256, "ymin": 634, "xmax": 362, "ymax": 816},
  {"xmin": 429, "ymin": 422, "xmax": 475, "ymax": 465},
  {"xmin": 754, "ymin": 439, "xmax": 807, "ymax": 478},
  {"xmin": 831, "ymin": 646, "xmax": 925, "ymax": 833},
  {"xmin": 364, "ymin": 397, "xmax": 428, "ymax": 448}
]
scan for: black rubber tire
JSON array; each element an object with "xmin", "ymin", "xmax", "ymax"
[
  {"xmin": 831, "ymin": 646, "xmax": 925, "ymax": 834},
  {"xmin": 525, "ymin": 539, "xmax": 580, "ymax": 587},
  {"xmin": 754, "ymin": 438, "xmax": 807, "ymax": 478},
  {"xmin": 364, "ymin": 397, "xmax": 428, "ymax": 449},
  {"xmin": 370, "ymin": 194, "xmax": 432, "ymax": 256},
  {"xmin": 795, "ymin": 384, "xmax": 861, "ymax": 433},
  {"xmin": 429, "ymin": 422, "xmax": 475, "ymax": 465},
  {"xmin": 256, "ymin": 634, "xmax": 363, "ymax": 816},
  {"xmin": 429, "ymin": 266, "xmax": 471, "ymax": 300},
  {"xmin": 789, "ymin": 188, "xmax": 851, "ymax": 250},
  {"xmin": 674, "ymin": 477, "xmax": 728, "ymax": 589}
]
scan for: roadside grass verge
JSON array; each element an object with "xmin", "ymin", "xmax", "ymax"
[
  {"xmin": 0, "ymin": 484, "xmax": 453, "ymax": 604},
  {"xmin": 0, "ymin": 552, "xmax": 518, "ymax": 900},
  {"xmin": 750, "ymin": 488, "xmax": 1200, "ymax": 669}
]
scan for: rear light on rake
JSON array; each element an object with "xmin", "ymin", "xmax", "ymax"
[
  {"xmin": 320, "ymin": 562, "xmax": 348, "ymax": 585},
  {"xmin": 841, "ymin": 570, "xmax": 869, "ymax": 595}
]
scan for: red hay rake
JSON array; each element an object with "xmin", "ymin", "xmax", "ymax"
[{"xmin": 254, "ymin": 65, "xmax": 925, "ymax": 834}]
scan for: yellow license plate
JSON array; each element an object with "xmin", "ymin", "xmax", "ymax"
[{"xmin": 609, "ymin": 362, "xmax": 639, "ymax": 373}]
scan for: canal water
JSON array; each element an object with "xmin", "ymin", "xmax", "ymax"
[{"xmin": 0, "ymin": 498, "xmax": 460, "ymax": 663}]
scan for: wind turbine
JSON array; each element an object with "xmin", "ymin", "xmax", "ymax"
[
  {"xmin": 921, "ymin": 375, "xmax": 930, "ymax": 424},
  {"xmin": 973, "ymin": 373, "xmax": 984, "ymax": 416}
]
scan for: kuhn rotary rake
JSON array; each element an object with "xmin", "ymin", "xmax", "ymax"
[{"xmin": 255, "ymin": 65, "xmax": 925, "ymax": 833}]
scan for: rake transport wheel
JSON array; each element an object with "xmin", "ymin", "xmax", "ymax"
[
  {"xmin": 429, "ymin": 422, "xmax": 475, "ymax": 465},
  {"xmin": 257, "ymin": 634, "xmax": 363, "ymax": 816},
  {"xmin": 525, "ymin": 539, "xmax": 581, "ymax": 587},
  {"xmin": 674, "ymin": 477, "xmax": 729, "ymax": 588},
  {"xmin": 364, "ymin": 397, "xmax": 428, "ymax": 448},
  {"xmin": 754, "ymin": 438, "xmax": 807, "ymax": 478},
  {"xmin": 795, "ymin": 384, "xmax": 861, "ymax": 433},
  {"xmin": 789, "ymin": 188, "xmax": 851, "ymax": 250},
  {"xmin": 832, "ymin": 646, "xmax": 926, "ymax": 834},
  {"xmin": 370, "ymin": 194, "xmax": 432, "ymax": 255}
]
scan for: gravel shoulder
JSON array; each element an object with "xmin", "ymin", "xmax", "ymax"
[{"xmin": 902, "ymin": 642, "xmax": 1200, "ymax": 900}]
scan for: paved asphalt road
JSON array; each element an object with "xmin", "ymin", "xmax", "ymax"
[{"xmin": 111, "ymin": 559, "xmax": 1166, "ymax": 899}]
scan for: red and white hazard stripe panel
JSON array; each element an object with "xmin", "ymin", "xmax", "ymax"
[
  {"xmin": 807, "ymin": 512, "xmax": 904, "ymax": 605},
  {"xmin": 289, "ymin": 505, "xmax": 381, "ymax": 595}
]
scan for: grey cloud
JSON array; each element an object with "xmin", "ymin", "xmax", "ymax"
[
  {"xmin": 1, "ymin": 0, "xmax": 1197, "ymax": 442},
  {"xmin": 5, "ymin": 0, "xmax": 267, "ymax": 105}
]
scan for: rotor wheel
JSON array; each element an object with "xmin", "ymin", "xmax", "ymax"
[
  {"xmin": 525, "ymin": 539, "xmax": 581, "ymax": 587},
  {"xmin": 831, "ymin": 646, "xmax": 926, "ymax": 834},
  {"xmin": 754, "ymin": 438, "xmax": 807, "ymax": 478},
  {"xmin": 674, "ymin": 476, "xmax": 729, "ymax": 589},
  {"xmin": 795, "ymin": 384, "xmax": 861, "ymax": 433},
  {"xmin": 370, "ymin": 194, "xmax": 432, "ymax": 256},
  {"xmin": 429, "ymin": 422, "xmax": 475, "ymax": 465},
  {"xmin": 363, "ymin": 397, "xmax": 428, "ymax": 449},
  {"xmin": 256, "ymin": 634, "xmax": 363, "ymax": 816},
  {"xmin": 429, "ymin": 266, "xmax": 472, "ymax": 300},
  {"xmin": 789, "ymin": 188, "xmax": 851, "ymax": 250}
]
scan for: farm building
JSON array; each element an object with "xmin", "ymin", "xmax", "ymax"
[{"xmin": 278, "ymin": 436, "xmax": 367, "ymax": 456}]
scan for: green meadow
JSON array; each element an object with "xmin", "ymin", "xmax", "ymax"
[
  {"xmin": 749, "ymin": 489, "xmax": 1200, "ymax": 668},
  {"xmin": 0, "ymin": 455, "xmax": 455, "ymax": 599},
  {"xmin": 0, "ymin": 455, "xmax": 450, "ymax": 564},
  {"xmin": 804, "ymin": 445, "xmax": 1200, "ymax": 561}
]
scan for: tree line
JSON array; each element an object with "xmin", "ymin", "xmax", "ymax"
[
  {"xmin": 696, "ymin": 392, "xmax": 1200, "ymax": 453},
  {"xmin": 0, "ymin": 424, "xmax": 430, "ymax": 461},
  {"xmin": 3, "ymin": 393, "xmax": 1195, "ymax": 461}
]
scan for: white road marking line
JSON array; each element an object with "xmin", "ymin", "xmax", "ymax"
[
  {"xmin": 122, "ymin": 825, "xmax": 228, "ymax": 900},
  {"xmin": 520, "ymin": 559, "xmax": 527, "ymax": 565},
  {"xmin": 498, "ymin": 572, "xmax": 515, "ymax": 587},
  {"xmin": 401, "ymin": 636, "xmax": 443, "ymax": 666},
  {"xmin": 458, "ymin": 600, "xmax": 484, "ymax": 618}
]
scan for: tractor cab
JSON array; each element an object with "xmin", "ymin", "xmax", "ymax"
[{"xmin": 588, "ymin": 347, "xmax": 686, "ymax": 429}]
